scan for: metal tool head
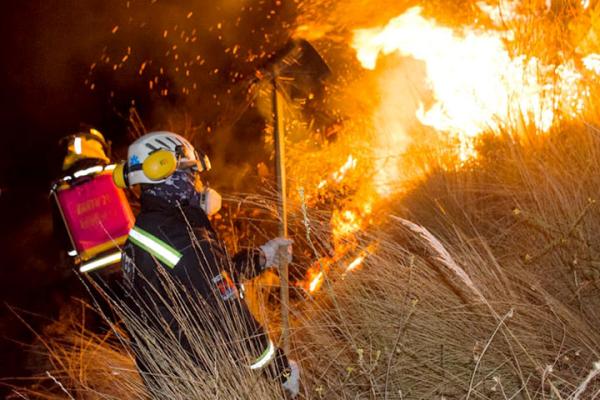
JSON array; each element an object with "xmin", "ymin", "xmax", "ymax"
[{"xmin": 257, "ymin": 39, "xmax": 331, "ymax": 85}]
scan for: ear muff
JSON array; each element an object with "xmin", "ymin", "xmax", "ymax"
[
  {"xmin": 113, "ymin": 162, "xmax": 128, "ymax": 188},
  {"xmin": 142, "ymin": 150, "xmax": 177, "ymax": 181}
]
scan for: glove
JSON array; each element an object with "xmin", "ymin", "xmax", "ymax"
[
  {"xmin": 281, "ymin": 359, "xmax": 300, "ymax": 398},
  {"xmin": 259, "ymin": 237, "xmax": 293, "ymax": 269}
]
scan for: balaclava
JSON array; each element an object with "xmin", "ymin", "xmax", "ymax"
[{"xmin": 143, "ymin": 169, "xmax": 202, "ymax": 207}]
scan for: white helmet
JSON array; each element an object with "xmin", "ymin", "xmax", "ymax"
[{"xmin": 113, "ymin": 131, "xmax": 211, "ymax": 188}]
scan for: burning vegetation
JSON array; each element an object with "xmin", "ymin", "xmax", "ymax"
[
  {"xmin": 287, "ymin": 0, "xmax": 600, "ymax": 294},
  {"xmin": 7, "ymin": 0, "xmax": 600, "ymax": 398}
]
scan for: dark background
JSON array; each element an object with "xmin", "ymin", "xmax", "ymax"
[
  {"xmin": 0, "ymin": 0, "xmax": 303, "ymax": 389},
  {"xmin": 0, "ymin": 0, "xmax": 137, "ymax": 387}
]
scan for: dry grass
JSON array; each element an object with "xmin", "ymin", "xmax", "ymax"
[
  {"xmin": 7, "ymin": 120, "xmax": 600, "ymax": 399},
  {"xmin": 294, "ymin": 121, "xmax": 600, "ymax": 399},
  {"xmin": 5, "ymin": 0, "xmax": 600, "ymax": 397},
  {"xmin": 4, "ymin": 303, "xmax": 141, "ymax": 399}
]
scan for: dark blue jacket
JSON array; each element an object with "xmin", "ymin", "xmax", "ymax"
[{"xmin": 121, "ymin": 192, "xmax": 289, "ymax": 382}]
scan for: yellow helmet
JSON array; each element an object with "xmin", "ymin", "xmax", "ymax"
[{"xmin": 62, "ymin": 128, "xmax": 110, "ymax": 171}]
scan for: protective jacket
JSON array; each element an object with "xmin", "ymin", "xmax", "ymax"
[{"xmin": 121, "ymin": 192, "xmax": 289, "ymax": 381}]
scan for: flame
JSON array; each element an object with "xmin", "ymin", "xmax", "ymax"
[
  {"xmin": 316, "ymin": 154, "xmax": 358, "ymax": 191},
  {"xmin": 344, "ymin": 255, "xmax": 365, "ymax": 274},
  {"xmin": 332, "ymin": 155, "xmax": 357, "ymax": 183},
  {"xmin": 299, "ymin": 4, "xmax": 599, "ymax": 294},
  {"xmin": 305, "ymin": 255, "xmax": 367, "ymax": 293},
  {"xmin": 332, "ymin": 210, "xmax": 361, "ymax": 239},
  {"xmin": 352, "ymin": 7, "xmax": 590, "ymax": 164},
  {"xmin": 476, "ymin": 1, "xmax": 522, "ymax": 26},
  {"xmin": 308, "ymin": 271, "xmax": 324, "ymax": 293},
  {"xmin": 304, "ymin": 257, "xmax": 333, "ymax": 293},
  {"xmin": 583, "ymin": 54, "xmax": 600, "ymax": 74}
]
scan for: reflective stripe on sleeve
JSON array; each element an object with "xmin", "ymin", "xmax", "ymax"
[
  {"xmin": 249, "ymin": 339, "xmax": 276, "ymax": 370},
  {"xmin": 128, "ymin": 226, "xmax": 182, "ymax": 268}
]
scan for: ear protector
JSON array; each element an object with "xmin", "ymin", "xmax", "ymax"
[
  {"xmin": 113, "ymin": 142, "xmax": 212, "ymax": 189},
  {"xmin": 113, "ymin": 149, "xmax": 179, "ymax": 189},
  {"xmin": 112, "ymin": 163, "xmax": 128, "ymax": 188}
]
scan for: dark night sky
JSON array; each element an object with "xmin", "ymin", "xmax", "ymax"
[
  {"xmin": 0, "ymin": 0, "xmax": 135, "ymax": 385},
  {"xmin": 2, "ymin": 1, "xmax": 121, "ymax": 187}
]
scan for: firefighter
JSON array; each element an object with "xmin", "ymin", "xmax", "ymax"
[
  {"xmin": 60, "ymin": 128, "xmax": 110, "ymax": 174},
  {"xmin": 52, "ymin": 129, "xmax": 110, "ymax": 261},
  {"xmin": 51, "ymin": 128, "xmax": 134, "ymax": 276},
  {"xmin": 113, "ymin": 131, "xmax": 300, "ymax": 397}
]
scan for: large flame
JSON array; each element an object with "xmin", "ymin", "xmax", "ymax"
[
  {"xmin": 90, "ymin": 0, "xmax": 600, "ymax": 297},
  {"xmin": 352, "ymin": 6, "xmax": 589, "ymax": 163}
]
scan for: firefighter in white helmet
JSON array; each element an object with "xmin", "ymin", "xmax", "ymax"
[{"xmin": 114, "ymin": 131, "xmax": 300, "ymax": 397}]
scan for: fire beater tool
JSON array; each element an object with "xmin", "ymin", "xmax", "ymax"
[{"xmin": 255, "ymin": 39, "xmax": 330, "ymax": 355}]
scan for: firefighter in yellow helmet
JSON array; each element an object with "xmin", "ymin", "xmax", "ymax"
[
  {"xmin": 51, "ymin": 128, "xmax": 134, "ymax": 275},
  {"xmin": 61, "ymin": 128, "xmax": 110, "ymax": 173}
]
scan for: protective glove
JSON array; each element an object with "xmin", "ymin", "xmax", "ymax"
[
  {"xmin": 281, "ymin": 359, "xmax": 300, "ymax": 398},
  {"xmin": 259, "ymin": 237, "xmax": 293, "ymax": 269}
]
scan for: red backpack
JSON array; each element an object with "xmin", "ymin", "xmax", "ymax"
[{"xmin": 52, "ymin": 167, "xmax": 134, "ymax": 273}]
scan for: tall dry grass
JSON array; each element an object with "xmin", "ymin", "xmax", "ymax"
[
  {"xmin": 7, "ymin": 123, "xmax": 600, "ymax": 399},
  {"xmin": 294, "ymin": 121, "xmax": 600, "ymax": 398},
  {"xmin": 3, "ymin": 302, "xmax": 141, "ymax": 399}
]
